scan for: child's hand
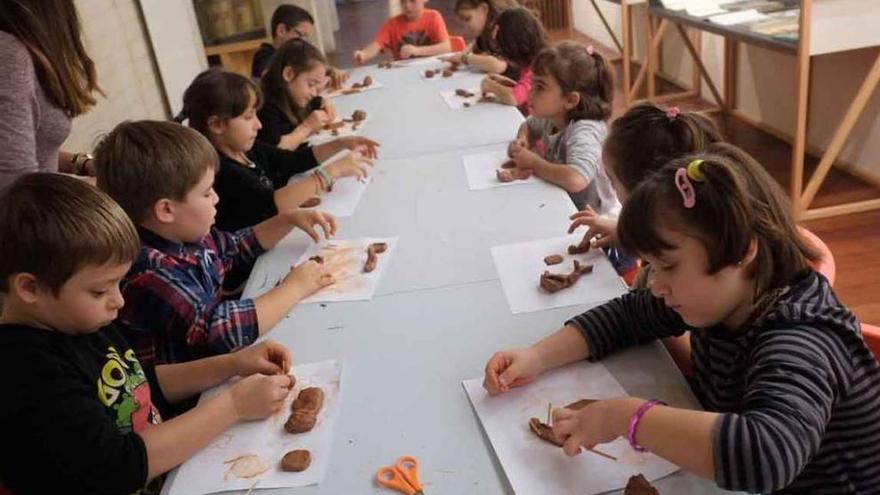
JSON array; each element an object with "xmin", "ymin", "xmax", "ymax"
[
  {"xmin": 483, "ymin": 347, "xmax": 544, "ymax": 395},
  {"xmin": 320, "ymin": 98, "xmax": 338, "ymax": 123},
  {"xmin": 335, "ymin": 136, "xmax": 380, "ymax": 159},
  {"xmin": 230, "ymin": 340, "xmax": 291, "ymax": 376},
  {"xmin": 353, "ymin": 50, "xmax": 366, "ymax": 66},
  {"xmin": 229, "ymin": 373, "xmax": 293, "ymax": 420},
  {"xmin": 399, "ymin": 44, "xmax": 418, "ymax": 59},
  {"xmin": 304, "ymin": 109, "xmax": 330, "ymax": 133},
  {"xmin": 507, "ymin": 137, "xmax": 530, "ymax": 157},
  {"xmin": 480, "ymin": 76, "xmax": 497, "ymax": 95},
  {"xmin": 327, "ymin": 67, "xmax": 349, "ymax": 90},
  {"xmin": 552, "ymin": 399, "xmax": 630, "ymax": 457},
  {"xmin": 489, "ymin": 73, "xmax": 517, "ymax": 88},
  {"xmin": 282, "ymin": 257, "xmax": 336, "ymax": 297},
  {"xmin": 288, "ymin": 209, "xmax": 337, "ymax": 242},
  {"xmin": 325, "ymin": 152, "xmax": 374, "ymax": 181},
  {"xmin": 568, "ymin": 206, "xmax": 618, "ymax": 249},
  {"xmin": 508, "ymin": 140, "xmax": 538, "ymax": 169},
  {"xmin": 439, "ymin": 53, "xmax": 464, "ymax": 65}
]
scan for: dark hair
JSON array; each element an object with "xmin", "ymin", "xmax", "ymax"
[
  {"xmin": 95, "ymin": 120, "xmax": 219, "ymax": 224},
  {"xmin": 175, "ymin": 68, "xmax": 263, "ymax": 136},
  {"xmin": 604, "ymin": 103, "xmax": 723, "ymax": 194},
  {"xmin": 618, "ymin": 143, "xmax": 818, "ymax": 297},
  {"xmin": 271, "ymin": 4, "xmax": 315, "ymax": 39},
  {"xmin": 533, "ymin": 41, "xmax": 613, "ymax": 121},
  {"xmin": 0, "ymin": 0, "xmax": 103, "ymax": 116},
  {"xmin": 455, "ymin": 0, "xmax": 518, "ymax": 53},
  {"xmin": 0, "ymin": 173, "xmax": 139, "ymax": 294},
  {"xmin": 261, "ymin": 38, "xmax": 327, "ymax": 125},
  {"xmin": 494, "ymin": 7, "xmax": 547, "ymax": 68}
]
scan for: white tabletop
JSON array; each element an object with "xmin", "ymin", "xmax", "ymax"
[{"xmin": 164, "ymin": 58, "xmax": 734, "ymax": 495}]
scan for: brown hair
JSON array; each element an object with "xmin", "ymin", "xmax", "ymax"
[
  {"xmin": 0, "ymin": 0, "xmax": 102, "ymax": 117},
  {"xmin": 604, "ymin": 103, "xmax": 722, "ymax": 194},
  {"xmin": 455, "ymin": 0, "xmax": 518, "ymax": 53},
  {"xmin": 617, "ymin": 143, "xmax": 818, "ymax": 296},
  {"xmin": 533, "ymin": 41, "xmax": 614, "ymax": 121},
  {"xmin": 494, "ymin": 7, "xmax": 547, "ymax": 68},
  {"xmin": 0, "ymin": 173, "xmax": 139, "ymax": 294},
  {"xmin": 261, "ymin": 38, "xmax": 327, "ymax": 125},
  {"xmin": 175, "ymin": 69, "xmax": 263, "ymax": 136},
  {"xmin": 94, "ymin": 120, "xmax": 218, "ymax": 224}
]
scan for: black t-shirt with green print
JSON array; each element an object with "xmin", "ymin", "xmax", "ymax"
[{"xmin": 0, "ymin": 323, "xmax": 166, "ymax": 495}]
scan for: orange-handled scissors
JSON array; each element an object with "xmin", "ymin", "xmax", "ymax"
[{"xmin": 375, "ymin": 455, "xmax": 425, "ymax": 495}]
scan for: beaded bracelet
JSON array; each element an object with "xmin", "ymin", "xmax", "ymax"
[
  {"xmin": 627, "ymin": 399, "xmax": 666, "ymax": 452},
  {"xmin": 315, "ymin": 167, "xmax": 334, "ymax": 192}
]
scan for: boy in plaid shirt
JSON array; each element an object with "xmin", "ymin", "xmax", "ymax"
[{"xmin": 96, "ymin": 121, "xmax": 340, "ymax": 368}]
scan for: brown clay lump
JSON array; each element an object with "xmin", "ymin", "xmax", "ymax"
[
  {"xmin": 300, "ymin": 197, "xmax": 321, "ymax": 208},
  {"xmin": 351, "ymin": 110, "xmax": 367, "ymax": 122},
  {"xmin": 425, "ymin": 69, "xmax": 437, "ymax": 78},
  {"xmin": 624, "ymin": 474, "xmax": 659, "ymax": 495},
  {"xmin": 567, "ymin": 242, "xmax": 590, "ymax": 255},
  {"xmin": 455, "ymin": 88, "xmax": 475, "ymax": 98},
  {"xmin": 280, "ymin": 449, "xmax": 312, "ymax": 472},
  {"xmin": 285, "ymin": 387, "xmax": 324, "ymax": 433},
  {"xmin": 543, "ymin": 254, "xmax": 564, "ymax": 266},
  {"xmin": 362, "ymin": 75, "xmax": 373, "ymax": 87},
  {"xmin": 364, "ymin": 242, "xmax": 388, "ymax": 273},
  {"xmin": 539, "ymin": 260, "xmax": 594, "ymax": 293},
  {"xmin": 442, "ymin": 68, "xmax": 453, "ymax": 77},
  {"xmin": 500, "ymin": 160, "xmax": 516, "ymax": 169}
]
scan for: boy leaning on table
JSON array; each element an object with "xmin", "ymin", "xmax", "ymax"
[
  {"xmin": 0, "ymin": 173, "xmax": 294, "ymax": 495},
  {"xmin": 93, "ymin": 121, "xmax": 341, "ymax": 376}
]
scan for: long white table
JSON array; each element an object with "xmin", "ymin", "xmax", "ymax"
[{"xmin": 163, "ymin": 58, "xmax": 735, "ymax": 495}]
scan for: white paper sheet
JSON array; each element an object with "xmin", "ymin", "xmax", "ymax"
[
  {"xmin": 165, "ymin": 360, "xmax": 343, "ymax": 495},
  {"xmin": 708, "ymin": 8, "xmax": 767, "ymax": 25},
  {"xmin": 290, "ymin": 152, "xmax": 370, "ymax": 218},
  {"xmin": 307, "ymin": 116, "xmax": 371, "ymax": 145},
  {"xmin": 491, "ymin": 235, "xmax": 626, "ymax": 314},
  {"xmin": 396, "ymin": 54, "xmax": 452, "ymax": 67},
  {"xmin": 293, "ymin": 237, "xmax": 398, "ymax": 303},
  {"xmin": 323, "ymin": 81, "xmax": 385, "ymax": 99},
  {"xmin": 463, "ymin": 149, "xmax": 539, "ymax": 190},
  {"xmin": 462, "ymin": 362, "xmax": 679, "ymax": 495},
  {"xmin": 440, "ymin": 87, "xmax": 484, "ymax": 110}
]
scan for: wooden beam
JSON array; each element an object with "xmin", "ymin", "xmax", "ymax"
[
  {"xmin": 675, "ymin": 23, "xmax": 725, "ymax": 109},
  {"xmin": 800, "ymin": 49, "xmax": 880, "ymax": 209},
  {"xmin": 724, "ymin": 38, "xmax": 738, "ymax": 110},
  {"xmin": 791, "ymin": 1, "xmax": 813, "ymax": 216},
  {"xmin": 589, "ymin": 0, "xmax": 623, "ymax": 53},
  {"xmin": 803, "ymin": 198, "xmax": 880, "ymax": 220},
  {"xmin": 629, "ymin": 19, "xmax": 669, "ymax": 103},
  {"xmin": 621, "ymin": 1, "xmax": 633, "ymax": 105}
]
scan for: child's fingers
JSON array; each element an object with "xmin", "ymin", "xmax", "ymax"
[
  {"xmin": 592, "ymin": 235, "xmax": 613, "ymax": 249},
  {"xmin": 483, "ymin": 352, "xmax": 509, "ymax": 394},
  {"xmin": 300, "ymin": 222, "xmax": 319, "ymax": 243},
  {"xmin": 313, "ymin": 213, "xmax": 334, "ymax": 240}
]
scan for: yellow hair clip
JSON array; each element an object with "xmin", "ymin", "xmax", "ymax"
[{"xmin": 686, "ymin": 159, "xmax": 706, "ymax": 182}]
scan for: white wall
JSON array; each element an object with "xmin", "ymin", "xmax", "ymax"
[
  {"xmin": 572, "ymin": 2, "xmax": 880, "ymax": 181},
  {"xmin": 64, "ymin": 0, "xmax": 168, "ymax": 152}
]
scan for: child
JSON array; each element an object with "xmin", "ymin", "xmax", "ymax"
[
  {"xmin": 479, "ymin": 7, "xmax": 547, "ymax": 115},
  {"xmin": 0, "ymin": 173, "xmax": 295, "ymax": 494},
  {"xmin": 95, "ymin": 120, "xmax": 337, "ymax": 368},
  {"xmin": 483, "ymin": 148, "xmax": 880, "ymax": 493},
  {"xmin": 178, "ymin": 69, "xmax": 376, "ymax": 232},
  {"xmin": 439, "ymin": 0, "xmax": 520, "ymax": 80},
  {"xmin": 506, "ymin": 41, "xmax": 617, "ymax": 215},
  {"xmin": 259, "ymin": 39, "xmax": 366, "ymax": 153},
  {"xmin": 251, "ymin": 4, "xmax": 348, "ymax": 88},
  {"xmin": 353, "ymin": 0, "xmax": 451, "ymax": 64}
]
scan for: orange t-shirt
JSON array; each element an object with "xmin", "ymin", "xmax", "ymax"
[{"xmin": 374, "ymin": 9, "xmax": 449, "ymax": 60}]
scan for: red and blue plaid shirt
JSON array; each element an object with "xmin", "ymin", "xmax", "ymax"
[{"xmin": 117, "ymin": 227, "xmax": 265, "ymax": 367}]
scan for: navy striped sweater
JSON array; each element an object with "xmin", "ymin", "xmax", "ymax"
[{"xmin": 568, "ymin": 270, "xmax": 880, "ymax": 494}]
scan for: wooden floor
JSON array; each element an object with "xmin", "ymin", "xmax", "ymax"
[{"xmin": 328, "ymin": 0, "xmax": 880, "ymax": 324}]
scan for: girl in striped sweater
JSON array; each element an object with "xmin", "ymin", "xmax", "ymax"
[{"xmin": 484, "ymin": 146, "xmax": 880, "ymax": 493}]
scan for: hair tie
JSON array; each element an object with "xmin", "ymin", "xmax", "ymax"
[
  {"xmin": 666, "ymin": 106, "xmax": 681, "ymax": 120},
  {"xmin": 686, "ymin": 159, "xmax": 706, "ymax": 182},
  {"xmin": 674, "ymin": 159, "xmax": 704, "ymax": 209},
  {"xmin": 586, "ymin": 45, "xmax": 595, "ymax": 56}
]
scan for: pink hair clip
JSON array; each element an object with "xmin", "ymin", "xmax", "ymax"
[
  {"xmin": 586, "ymin": 45, "xmax": 595, "ymax": 56},
  {"xmin": 666, "ymin": 106, "xmax": 681, "ymax": 119},
  {"xmin": 675, "ymin": 167, "xmax": 696, "ymax": 209}
]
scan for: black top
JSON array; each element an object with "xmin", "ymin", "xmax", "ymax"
[
  {"xmin": 214, "ymin": 140, "xmax": 319, "ymax": 231},
  {"xmin": 474, "ymin": 31, "xmax": 520, "ymax": 81},
  {"xmin": 256, "ymin": 101, "xmax": 296, "ymax": 147},
  {"xmin": 0, "ymin": 323, "xmax": 167, "ymax": 495},
  {"xmin": 251, "ymin": 42, "xmax": 275, "ymax": 78}
]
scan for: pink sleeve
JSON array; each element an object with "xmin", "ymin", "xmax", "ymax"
[
  {"xmin": 428, "ymin": 10, "xmax": 449, "ymax": 42},
  {"xmin": 512, "ymin": 67, "xmax": 532, "ymax": 105}
]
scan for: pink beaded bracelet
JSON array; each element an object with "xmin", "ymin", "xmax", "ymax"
[{"xmin": 627, "ymin": 399, "xmax": 666, "ymax": 452}]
